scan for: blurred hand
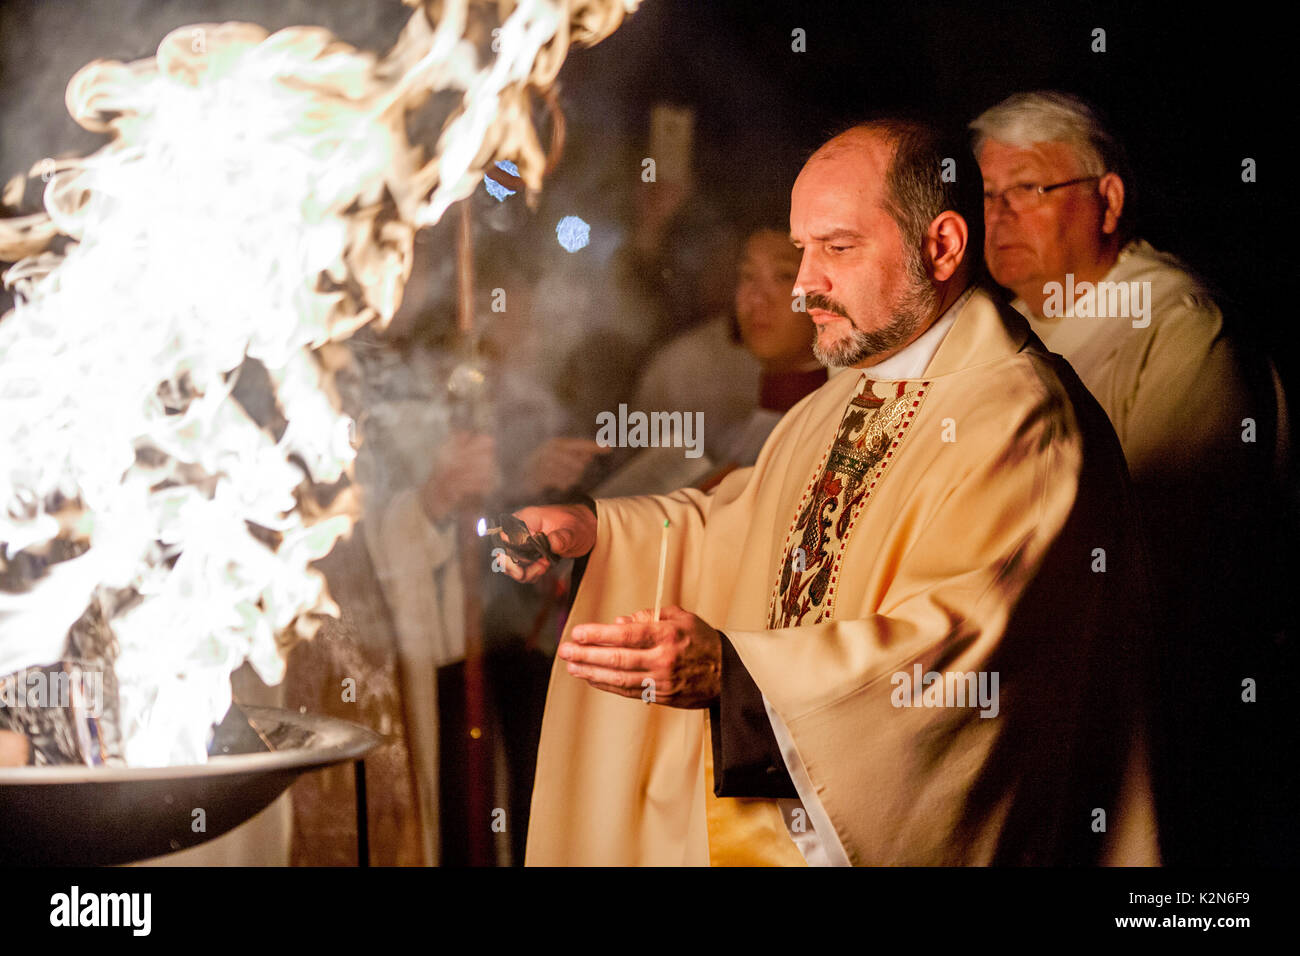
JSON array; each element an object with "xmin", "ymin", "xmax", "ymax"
[
  {"xmin": 521, "ymin": 437, "xmax": 610, "ymax": 498},
  {"xmin": 633, "ymin": 180, "xmax": 689, "ymax": 254},
  {"xmin": 420, "ymin": 431, "xmax": 501, "ymax": 523},
  {"xmin": 0, "ymin": 729, "xmax": 29, "ymax": 767},
  {"xmin": 496, "ymin": 504, "xmax": 597, "ymax": 583}
]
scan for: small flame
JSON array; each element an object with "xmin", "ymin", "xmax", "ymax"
[{"xmin": 0, "ymin": 0, "xmax": 638, "ymax": 766}]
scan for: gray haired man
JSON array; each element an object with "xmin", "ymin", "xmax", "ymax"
[{"xmin": 972, "ymin": 90, "xmax": 1292, "ymax": 866}]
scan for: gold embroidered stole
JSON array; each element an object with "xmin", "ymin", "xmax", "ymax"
[
  {"xmin": 704, "ymin": 374, "xmax": 930, "ymax": 865},
  {"xmin": 771, "ymin": 375, "xmax": 930, "ymax": 627}
]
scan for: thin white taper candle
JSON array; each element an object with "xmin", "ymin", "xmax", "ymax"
[{"xmin": 653, "ymin": 518, "xmax": 669, "ymax": 622}]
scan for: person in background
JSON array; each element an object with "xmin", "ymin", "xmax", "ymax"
[
  {"xmin": 972, "ymin": 90, "xmax": 1294, "ymax": 865},
  {"xmin": 609, "ymin": 219, "xmax": 827, "ymax": 497},
  {"xmin": 724, "ymin": 222, "xmax": 830, "ymax": 463},
  {"xmin": 356, "ymin": 250, "xmax": 608, "ymax": 865}
]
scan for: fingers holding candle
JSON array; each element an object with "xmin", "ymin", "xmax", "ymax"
[
  {"xmin": 560, "ymin": 622, "xmax": 659, "ymax": 694},
  {"xmin": 610, "ymin": 609, "xmax": 660, "ymax": 624},
  {"xmin": 561, "ymin": 606, "xmax": 721, "ymax": 708},
  {"xmin": 567, "ymin": 617, "xmax": 662, "ymax": 647}
]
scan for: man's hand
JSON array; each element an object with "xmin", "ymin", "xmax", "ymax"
[
  {"xmin": 420, "ymin": 431, "xmax": 501, "ymax": 523},
  {"xmin": 521, "ymin": 438, "xmax": 610, "ymax": 498},
  {"xmin": 495, "ymin": 504, "xmax": 597, "ymax": 583},
  {"xmin": 557, "ymin": 605, "xmax": 721, "ymax": 708}
]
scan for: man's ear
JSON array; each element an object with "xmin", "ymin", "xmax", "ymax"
[
  {"xmin": 925, "ymin": 211, "xmax": 968, "ymax": 283},
  {"xmin": 1098, "ymin": 172, "xmax": 1125, "ymax": 235}
]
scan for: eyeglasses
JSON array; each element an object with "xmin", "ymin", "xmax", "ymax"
[{"xmin": 982, "ymin": 176, "xmax": 1101, "ymax": 214}]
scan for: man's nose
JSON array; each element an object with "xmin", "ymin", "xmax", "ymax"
[
  {"xmin": 984, "ymin": 195, "xmax": 1018, "ymax": 225},
  {"xmin": 793, "ymin": 252, "xmax": 825, "ymax": 298}
]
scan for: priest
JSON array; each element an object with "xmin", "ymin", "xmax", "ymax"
[{"xmin": 498, "ymin": 119, "xmax": 1161, "ymax": 865}]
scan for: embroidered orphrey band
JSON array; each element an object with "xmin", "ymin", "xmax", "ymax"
[{"xmin": 768, "ymin": 376, "xmax": 930, "ymax": 628}]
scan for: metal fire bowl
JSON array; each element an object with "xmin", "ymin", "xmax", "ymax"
[{"xmin": 0, "ymin": 706, "xmax": 379, "ymax": 865}]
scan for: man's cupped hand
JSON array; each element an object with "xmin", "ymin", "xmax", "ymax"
[{"xmin": 558, "ymin": 605, "xmax": 722, "ymax": 708}]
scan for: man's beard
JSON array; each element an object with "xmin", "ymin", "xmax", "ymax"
[{"xmin": 809, "ymin": 261, "xmax": 938, "ymax": 368}]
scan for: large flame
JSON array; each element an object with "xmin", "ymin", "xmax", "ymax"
[{"xmin": 0, "ymin": 0, "xmax": 638, "ymax": 766}]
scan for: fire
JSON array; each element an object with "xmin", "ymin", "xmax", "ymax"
[{"xmin": 0, "ymin": 0, "xmax": 638, "ymax": 766}]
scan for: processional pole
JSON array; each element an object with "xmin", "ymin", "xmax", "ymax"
[
  {"xmin": 452, "ymin": 199, "xmax": 494, "ymax": 866},
  {"xmin": 448, "ymin": 85, "xmax": 567, "ymax": 867}
]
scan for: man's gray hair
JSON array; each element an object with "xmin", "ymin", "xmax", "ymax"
[{"xmin": 969, "ymin": 91, "xmax": 1128, "ymax": 182}]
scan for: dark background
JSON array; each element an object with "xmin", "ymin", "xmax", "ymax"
[
  {"xmin": 557, "ymin": 0, "xmax": 1286, "ymax": 362},
  {"xmin": 1, "ymin": 1, "xmax": 1286, "ymax": 361}
]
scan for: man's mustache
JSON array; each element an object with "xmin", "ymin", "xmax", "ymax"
[{"xmin": 804, "ymin": 293, "xmax": 851, "ymax": 319}]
